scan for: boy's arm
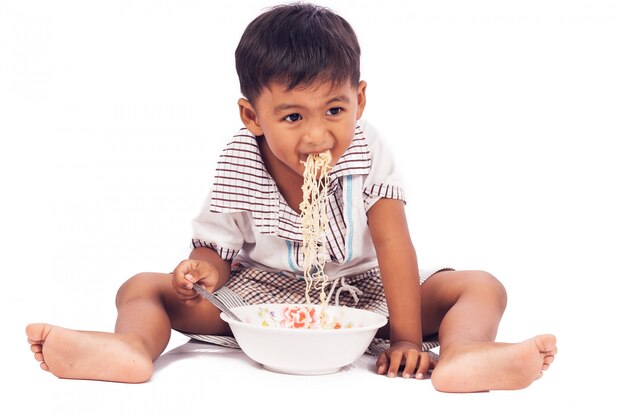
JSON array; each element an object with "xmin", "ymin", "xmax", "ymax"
[
  {"xmin": 367, "ymin": 198, "xmax": 422, "ymax": 347},
  {"xmin": 368, "ymin": 198, "xmax": 431, "ymax": 377}
]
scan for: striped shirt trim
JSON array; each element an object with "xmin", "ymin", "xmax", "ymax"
[
  {"xmin": 192, "ymin": 239, "xmax": 239, "ymax": 262},
  {"xmin": 364, "ymin": 183, "xmax": 405, "ymax": 201}
]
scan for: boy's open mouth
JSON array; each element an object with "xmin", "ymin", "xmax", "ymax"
[{"xmin": 300, "ymin": 150, "xmax": 333, "ymax": 167}]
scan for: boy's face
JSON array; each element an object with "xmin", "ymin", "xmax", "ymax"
[{"xmin": 238, "ymin": 79, "xmax": 367, "ymax": 179}]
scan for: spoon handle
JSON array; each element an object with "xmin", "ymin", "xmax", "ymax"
[{"xmin": 192, "ymin": 283, "xmax": 242, "ymax": 322}]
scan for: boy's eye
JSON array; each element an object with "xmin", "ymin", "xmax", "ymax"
[
  {"xmin": 327, "ymin": 107, "xmax": 343, "ymax": 116},
  {"xmin": 284, "ymin": 113, "xmax": 302, "ymax": 122}
]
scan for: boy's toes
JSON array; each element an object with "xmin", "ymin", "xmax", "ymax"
[
  {"xmin": 536, "ymin": 334, "xmax": 557, "ymax": 355},
  {"xmin": 26, "ymin": 324, "xmax": 56, "ymax": 372},
  {"xmin": 26, "ymin": 323, "xmax": 53, "ymax": 343},
  {"xmin": 541, "ymin": 356, "xmax": 555, "ymax": 371}
]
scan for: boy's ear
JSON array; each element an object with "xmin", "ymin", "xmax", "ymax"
[
  {"xmin": 238, "ymin": 98, "xmax": 264, "ymax": 136},
  {"xmin": 356, "ymin": 80, "xmax": 367, "ymax": 120}
]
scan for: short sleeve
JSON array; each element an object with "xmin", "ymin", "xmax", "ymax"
[
  {"xmin": 361, "ymin": 121, "xmax": 406, "ymax": 212},
  {"xmin": 190, "ymin": 192, "xmax": 246, "ymax": 261}
]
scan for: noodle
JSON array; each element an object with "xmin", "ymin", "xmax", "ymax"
[
  {"xmin": 258, "ymin": 151, "xmax": 341, "ymax": 330},
  {"xmin": 299, "ymin": 151, "xmax": 332, "ymax": 308}
]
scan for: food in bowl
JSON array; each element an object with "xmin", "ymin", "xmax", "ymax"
[
  {"xmin": 220, "ymin": 303, "xmax": 387, "ymax": 375},
  {"xmin": 256, "ymin": 304, "xmax": 349, "ymax": 329}
]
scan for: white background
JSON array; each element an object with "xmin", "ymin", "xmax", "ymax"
[{"xmin": 1, "ymin": 1, "xmax": 624, "ymax": 415}]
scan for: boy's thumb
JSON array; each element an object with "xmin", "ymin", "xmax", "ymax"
[{"xmin": 184, "ymin": 271, "xmax": 199, "ymax": 284}]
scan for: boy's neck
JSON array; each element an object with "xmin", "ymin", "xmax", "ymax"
[{"xmin": 257, "ymin": 136, "xmax": 304, "ymax": 214}]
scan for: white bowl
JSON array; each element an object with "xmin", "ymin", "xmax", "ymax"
[{"xmin": 220, "ymin": 303, "xmax": 387, "ymax": 375}]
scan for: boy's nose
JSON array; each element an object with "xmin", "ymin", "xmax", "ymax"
[{"xmin": 302, "ymin": 126, "xmax": 332, "ymax": 151}]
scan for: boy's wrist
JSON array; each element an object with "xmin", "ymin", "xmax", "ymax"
[
  {"xmin": 390, "ymin": 336, "xmax": 423, "ymax": 349},
  {"xmin": 389, "ymin": 322, "xmax": 423, "ymax": 348}
]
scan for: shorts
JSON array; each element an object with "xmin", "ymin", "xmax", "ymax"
[{"xmin": 181, "ymin": 265, "xmax": 453, "ymax": 355}]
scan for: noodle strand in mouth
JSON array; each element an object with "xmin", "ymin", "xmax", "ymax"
[{"xmin": 299, "ymin": 151, "xmax": 332, "ymax": 308}]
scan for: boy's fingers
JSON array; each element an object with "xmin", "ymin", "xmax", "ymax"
[
  {"xmin": 402, "ymin": 352, "xmax": 418, "ymax": 378},
  {"xmin": 183, "ymin": 273, "xmax": 197, "ymax": 286},
  {"xmin": 172, "ymin": 275, "xmax": 199, "ymax": 297},
  {"xmin": 177, "ymin": 287, "xmax": 197, "ymax": 298},
  {"xmin": 174, "ymin": 269, "xmax": 199, "ymax": 288},
  {"xmin": 185, "ymin": 266, "xmax": 215, "ymax": 286},
  {"xmin": 376, "ymin": 353, "xmax": 388, "ymax": 375},
  {"xmin": 173, "ymin": 274, "xmax": 192, "ymax": 291},
  {"xmin": 416, "ymin": 353, "xmax": 430, "ymax": 379},
  {"xmin": 387, "ymin": 350, "xmax": 403, "ymax": 377},
  {"xmin": 183, "ymin": 295, "xmax": 201, "ymax": 306}
]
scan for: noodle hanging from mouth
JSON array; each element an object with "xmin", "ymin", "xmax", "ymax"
[{"xmin": 299, "ymin": 151, "xmax": 332, "ymax": 307}]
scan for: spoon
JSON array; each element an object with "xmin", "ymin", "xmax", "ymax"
[{"xmin": 192, "ymin": 283, "xmax": 242, "ymax": 322}]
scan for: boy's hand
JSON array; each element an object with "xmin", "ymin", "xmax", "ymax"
[
  {"xmin": 376, "ymin": 340, "xmax": 436, "ymax": 379},
  {"xmin": 172, "ymin": 259, "xmax": 219, "ymax": 306}
]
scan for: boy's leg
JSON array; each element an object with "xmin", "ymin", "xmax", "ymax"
[
  {"xmin": 114, "ymin": 272, "xmax": 231, "ymax": 358},
  {"xmin": 26, "ymin": 272, "xmax": 227, "ymax": 383},
  {"xmin": 420, "ymin": 270, "xmax": 557, "ymax": 392}
]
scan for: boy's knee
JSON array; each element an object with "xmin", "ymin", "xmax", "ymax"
[
  {"xmin": 471, "ymin": 271, "xmax": 508, "ymax": 310},
  {"xmin": 129, "ymin": 357, "xmax": 154, "ymax": 383},
  {"xmin": 115, "ymin": 272, "xmax": 167, "ymax": 308}
]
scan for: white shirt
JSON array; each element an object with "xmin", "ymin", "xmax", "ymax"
[{"xmin": 191, "ymin": 120, "xmax": 405, "ymax": 280}]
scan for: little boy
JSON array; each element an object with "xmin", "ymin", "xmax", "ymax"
[{"xmin": 27, "ymin": 3, "xmax": 556, "ymax": 392}]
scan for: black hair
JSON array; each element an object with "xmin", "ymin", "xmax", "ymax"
[{"xmin": 235, "ymin": 2, "xmax": 361, "ymax": 104}]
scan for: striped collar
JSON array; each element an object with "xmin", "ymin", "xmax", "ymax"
[{"xmin": 209, "ymin": 124, "xmax": 371, "ymax": 241}]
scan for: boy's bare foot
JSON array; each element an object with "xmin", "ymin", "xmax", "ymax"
[
  {"xmin": 431, "ymin": 334, "xmax": 557, "ymax": 392},
  {"xmin": 26, "ymin": 323, "xmax": 153, "ymax": 383}
]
